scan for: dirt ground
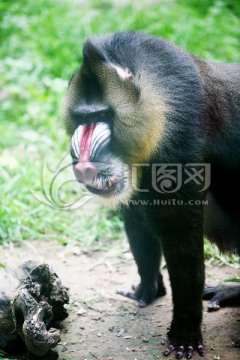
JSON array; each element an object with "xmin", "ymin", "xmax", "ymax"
[{"xmin": 0, "ymin": 239, "xmax": 239, "ymax": 360}]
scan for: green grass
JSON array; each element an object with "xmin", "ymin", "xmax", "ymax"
[
  {"xmin": 0, "ymin": 348, "xmax": 12, "ymax": 359},
  {"xmin": 0, "ymin": 0, "xmax": 239, "ymax": 265}
]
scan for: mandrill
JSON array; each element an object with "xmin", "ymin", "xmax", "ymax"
[{"xmin": 64, "ymin": 31, "xmax": 240, "ymax": 359}]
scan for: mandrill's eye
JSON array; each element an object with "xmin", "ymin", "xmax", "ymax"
[{"xmin": 69, "ymin": 104, "xmax": 111, "ymax": 125}]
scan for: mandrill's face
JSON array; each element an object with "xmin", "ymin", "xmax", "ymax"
[
  {"xmin": 70, "ymin": 121, "xmax": 130, "ymax": 203},
  {"xmin": 64, "ymin": 35, "xmax": 167, "ymax": 207}
]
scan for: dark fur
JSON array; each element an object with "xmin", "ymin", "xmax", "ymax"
[{"xmin": 66, "ymin": 31, "xmax": 240, "ymax": 351}]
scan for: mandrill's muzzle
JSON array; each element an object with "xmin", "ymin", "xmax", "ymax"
[{"xmin": 70, "ymin": 122, "xmax": 122, "ymax": 197}]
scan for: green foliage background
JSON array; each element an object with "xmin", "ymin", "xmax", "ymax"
[{"xmin": 0, "ymin": 0, "xmax": 239, "ymax": 264}]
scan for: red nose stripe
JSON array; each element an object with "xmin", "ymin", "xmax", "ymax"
[{"xmin": 80, "ymin": 123, "xmax": 97, "ymax": 162}]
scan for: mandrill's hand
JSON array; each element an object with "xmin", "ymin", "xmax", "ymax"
[
  {"xmin": 163, "ymin": 341, "xmax": 204, "ymax": 359},
  {"xmin": 162, "ymin": 315, "xmax": 205, "ymax": 359}
]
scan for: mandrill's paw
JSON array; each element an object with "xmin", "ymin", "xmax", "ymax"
[
  {"xmin": 117, "ymin": 275, "xmax": 166, "ymax": 307},
  {"xmin": 163, "ymin": 341, "xmax": 204, "ymax": 359},
  {"xmin": 163, "ymin": 325, "xmax": 204, "ymax": 359}
]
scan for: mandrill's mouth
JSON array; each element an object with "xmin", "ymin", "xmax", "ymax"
[{"xmin": 84, "ymin": 175, "xmax": 119, "ymax": 197}]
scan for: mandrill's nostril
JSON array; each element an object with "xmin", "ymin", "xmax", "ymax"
[{"xmin": 74, "ymin": 161, "xmax": 96, "ymax": 182}]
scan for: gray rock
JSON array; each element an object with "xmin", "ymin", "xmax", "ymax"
[{"xmin": 0, "ymin": 261, "xmax": 69, "ymax": 356}]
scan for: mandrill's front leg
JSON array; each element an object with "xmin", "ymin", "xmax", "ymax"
[
  {"xmin": 117, "ymin": 208, "xmax": 166, "ymax": 307},
  {"xmin": 161, "ymin": 208, "xmax": 205, "ymax": 359}
]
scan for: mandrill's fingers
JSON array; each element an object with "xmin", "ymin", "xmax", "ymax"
[
  {"xmin": 163, "ymin": 344, "xmax": 176, "ymax": 356},
  {"xmin": 138, "ymin": 299, "xmax": 147, "ymax": 307},
  {"xmin": 116, "ymin": 289, "xmax": 148, "ymax": 307},
  {"xmin": 186, "ymin": 345, "xmax": 194, "ymax": 359},
  {"xmin": 197, "ymin": 342, "xmax": 205, "ymax": 357},
  {"xmin": 116, "ymin": 289, "xmax": 138, "ymax": 301},
  {"xmin": 203, "ymin": 286, "xmax": 222, "ymax": 310},
  {"xmin": 116, "ymin": 285, "xmax": 148, "ymax": 307},
  {"xmin": 207, "ymin": 299, "xmax": 220, "ymax": 311},
  {"xmin": 163, "ymin": 342, "xmax": 204, "ymax": 359},
  {"xmin": 176, "ymin": 345, "xmax": 184, "ymax": 359}
]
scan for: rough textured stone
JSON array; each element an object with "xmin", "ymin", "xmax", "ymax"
[{"xmin": 0, "ymin": 261, "xmax": 69, "ymax": 356}]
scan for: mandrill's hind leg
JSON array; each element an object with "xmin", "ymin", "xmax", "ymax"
[{"xmin": 117, "ymin": 208, "xmax": 166, "ymax": 308}]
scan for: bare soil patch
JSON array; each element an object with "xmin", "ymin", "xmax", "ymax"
[{"xmin": 0, "ymin": 240, "xmax": 239, "ymax": 360}]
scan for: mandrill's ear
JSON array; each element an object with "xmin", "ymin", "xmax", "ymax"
[
  {"xmin": 82, "ymin": 37, "xmax": 134, "ymax": 81},
  {"xmin": 82, "ymin": 37, "xmax": 107, "ymax": 67},
  {"xmin": 111, "ymin": 65, "xmax": 133, "ymax": 81}
]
